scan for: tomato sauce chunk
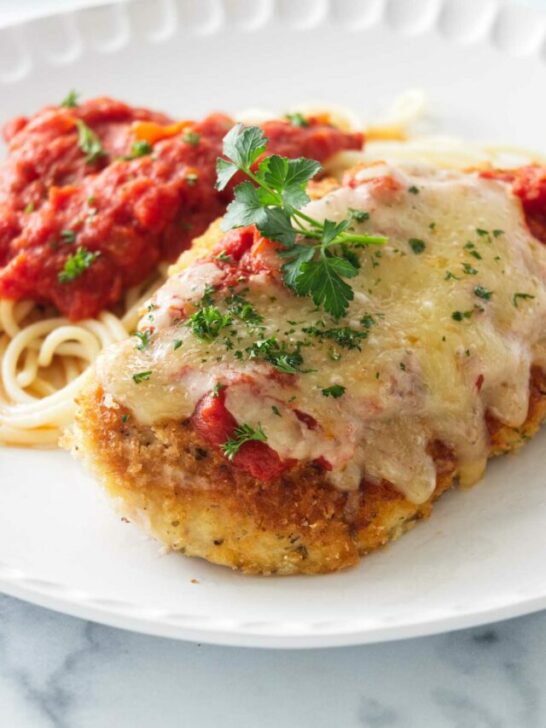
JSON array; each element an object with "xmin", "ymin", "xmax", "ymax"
[
  {"xmin": 481, "ymin": 166, "xmax": 546, "ymax": 244},
  {"xmin": 0, "ymin": 98, "xmax": 363, "ymax": 320},
  {"xmin": 192, "ymin": 389, "xmax": 292, "ymax": 481}
]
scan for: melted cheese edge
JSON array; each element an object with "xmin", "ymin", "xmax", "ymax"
[{"xmin": 96, "ymin": 164, "xmax": 546, "ymax": 504}]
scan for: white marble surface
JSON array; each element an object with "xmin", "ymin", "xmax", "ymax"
[
  {"xmin": 1, "ymin": 1, "xmax": 545, "ymax": 726},
  {"xmin": 0, "ymin": 594, "xmax": 545, "ymax": 727}
]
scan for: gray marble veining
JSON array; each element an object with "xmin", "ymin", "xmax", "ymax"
[{"xmin": 0, "ymin": 595, "xmax": 544, "ymax": 728}]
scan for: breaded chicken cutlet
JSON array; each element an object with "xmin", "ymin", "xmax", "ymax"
[{"xmin": 72, "ymin": 157, "xmax": 546, "ymax": 575}]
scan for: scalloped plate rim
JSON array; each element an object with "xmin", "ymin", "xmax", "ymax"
[{"xmin": 1, "ymin": 0, "xmax": 546, "ymax": 648}]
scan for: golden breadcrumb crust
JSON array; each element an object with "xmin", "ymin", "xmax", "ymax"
[
  {"xmin": 72, "ymin": 369, "xmax": 546, "ymax": 575},
  {"xmin": 71, "ymin": 207, "xmax": 546, "ymax": 575}
]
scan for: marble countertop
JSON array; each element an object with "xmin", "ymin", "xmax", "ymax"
[
  {"xmin": 1, "ymin": 594, "xmax": 544, "ymax": 727},
  {"xmin": 1, "ymin": 1, "xmax": 545, "ymax": 726}
]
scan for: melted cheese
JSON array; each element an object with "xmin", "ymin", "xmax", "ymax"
[{"xmin": 96, "ymin": 164, "xmax": 546, "ymax": 504}]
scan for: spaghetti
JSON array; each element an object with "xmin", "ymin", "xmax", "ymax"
[{"xmin": 0, "ymin": 273, "xmax": 165, "ymax": 445}]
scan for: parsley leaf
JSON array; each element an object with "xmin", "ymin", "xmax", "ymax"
[
  {"xmin": 75, "ymin": 120, "xmax": 105, "ymax": 164},
  {"xmin": 295, "ymin": 255, "xmax": 358, "ymax": 319},
  {"xmin": 223, "ymin": 181, "xmax": 267, "ymax": 230},
  {"xmin": 285, "ymin": 112, "xmax": 309, "ymax": 128},
  {"xmin": 58, "ymin": 247, "xmax": 100, "ymax": 283},
  {"xmin": 322, "ymin": 384, "xmax": 345, "ymax": 398},
  {"xmin": 348, "ymin": 208, "xmax": 370, "ymax": 223},
  {"xmin": 409, "ymin": 238, "xmax": 426, "ymax": 254},
  {"xmin": 61, "ymin": 90, "xmax": 79, "ymax": 108},
  {"xmin": 279, "ymin": 244, "xmax": 315, "ymax": 287},
  {"xmin": 258, "ymin": 208, "xmax": 297, "ymax": 247},
  {"xmin": 222, "ymin": 423, "xmax": 267, "ymax": 460},
  {"xmin": 187, "ymin": 306, "xmax": 232, "ymax": 342},
  {"xmin": 222, "ymin": 123, "xmax": 267, "ymax": 170},
  {"xmin": 182, "ymin": 130, "xmax": 201, "ymax": 146},
  {"xmin": 474, "ymin": 285, "xmax": 493, "ymax": 301},
  {"xmin": 124, "ymin": 140, "xmax": 152, "ymax": 159},
  {"xmin": 513, "ymin": 292, "xmax": 535, "ymax": 307},
  {"xmin": 132, "ymin": 370, "xmax": 152, "ymax": 384},
  {"xmin": 216, "ymin": 157, "xmax": 239, "ymax": 191},
  {"xmin": 133, "ymin": 330, "xmax": 152, "ymax": 351}
]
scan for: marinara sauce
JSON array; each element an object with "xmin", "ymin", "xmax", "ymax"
[{"xmin": 0, "ymin": 97, "xmax": 363, "ymax": 320}]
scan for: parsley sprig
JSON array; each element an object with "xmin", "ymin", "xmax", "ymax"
[
  {"xmin": 222, "ymin": 423, "xmax": 267, "ymax": 460},
  {"xmin": 216, "ymin": 124, "xmax": 386, "ymax": 318}
]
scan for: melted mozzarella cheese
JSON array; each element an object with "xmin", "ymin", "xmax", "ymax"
[{"xmin": 96, "ymin": 164, "xmax": 546, "ymax": 504}]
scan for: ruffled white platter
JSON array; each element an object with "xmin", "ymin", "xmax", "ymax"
[{"xmin": 1, "ymin": 0, "xmax": 546, "ymax": 648}]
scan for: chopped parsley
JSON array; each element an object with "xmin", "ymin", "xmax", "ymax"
[
  {"xmin": 246, "ymin": 337, "xmax": 308, "ymax": 374},
  {"xmin": 409, "ymin": 238, "xmax": 426, "ymax": 254},
  {"xmin": 58, "ymin": 247, "xmax": 100, "ymax": 283},
  {"xmin": 452, "ymin": 310, "xmax": 474, "ymax": 322},
  {"xmin": 360, "ymin": 313, "xmax": 376, "ymax": 329},
  {"xmin": 187, "ymin": 306, "xmax": 231, "ymax": 342},
  {"xmin": 60, "ymin": 229, "xmax": 77, "ymax": 244},
  {"xmin": 173, "ymin": 339, "xmax": 183, "ymax": 350},
  {"xmin": 133, "ymin": 330, "xmax": 151, "ymax": 350},
  {"xmin": 225, "ymin": 292, "xmax": 263, "ymax": 327},
  {"xmin": 222, "ymin": 423, "xmax": 267, "ymax": 460},
  {"xmin": 476, "ymin": 228, "xmax": 489, "ymax": 237},
  {"xmin": 60, "ymin": 90, "xmax": 79, "ymax": 108},
  {"xmin": 462, "ymin": 263, "xmax": 478, "ymax": 276},
  {"xmin": 321, "ymin": 384, "xmax": 345, "ymax": 398},
  {"xmin": 121, "ymin": 413, "xmax": 130, "ymax": 424},
  {"xmin": 445, "ymin": 271, "xmax": 460, "ymax": 281},
  {"xmin": 474, "ymin": 285, "xmax": 493, "ymax": 301},
  {"xmin": 132, "ymin": 370, "xmax": 152, "ymax": 384},
  {"xmin": 302, "ymin": 324, "xmax": 368, "ymax": 351},
  {"xmin": 211, "ymin": 383, "xmax": 225, "ymax": 398},
  {"xmin": 215, "ymin": 251, "xmax": 232, "ymax": 263},
  {"xmin": 464, "ymin": 242, "xmax": 482, "ymax": 260},
  {"xmin": 408, "ymin": 185, "xmax": 419, "ymax": 194},
  {"xmin": 271, "ymin": 405, "xmax": 282, "ymax": 416},
  {"xmin": 348, "ymin": 208, "xmax": 370, "ymax": 223},
  {"xmin": 182, "ymin": 130, "xmax": 201, "ymax": 146},
  {"xmin": 23, "ymin": 201, "xmax": 35, "ymax": 214},
  {"xmin": 513, "ymin": 292, "xmax": 535, "ymax": 307},
  {"xmin": 493, "ymin": 229, "xmax": 504, "ymax": 238},
  {"xmin": 124, "ymin": 140, "xmax": 152, "ymax": 159},
  {"xmin": 215, "ymin": 123, "xmax": 386, "ymax": 318},
  {"xmin": 285, "ymin": 112, "xmax": 309, "ymax": 128},
  {"xmin": 75, "ymin": 120, "xmax": 105, "ymax": 165}
]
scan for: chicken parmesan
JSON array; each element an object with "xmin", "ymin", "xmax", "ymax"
[{"xmin": 72, "ymin": 123, "xmax": 546, "ymax": 575}]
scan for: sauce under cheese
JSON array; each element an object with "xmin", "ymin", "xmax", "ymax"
[{"xmin": 96, "ymin": 164, "xmax": 546, "ymax": 504}]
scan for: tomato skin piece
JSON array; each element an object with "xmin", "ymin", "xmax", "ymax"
[
  {"xmin": 192, "ymin": 389, "xmax": 294, "ymax": 482},
  {"xmin": 0, "ymin": 100, "xmax": 363, "ymax": 320}
]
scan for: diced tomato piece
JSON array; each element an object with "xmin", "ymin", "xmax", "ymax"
[
  {"xmin": 213, "ymin": 227, "xmax": 256, "ymax": 261},
  {"xmin": 192, "ymin": 389, "xmax": 294, "ymax": 481}
]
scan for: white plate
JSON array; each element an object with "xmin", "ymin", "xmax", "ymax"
[{"xmin": 2, "ymin": 0, "xmax": 546, "ymax": 649}]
